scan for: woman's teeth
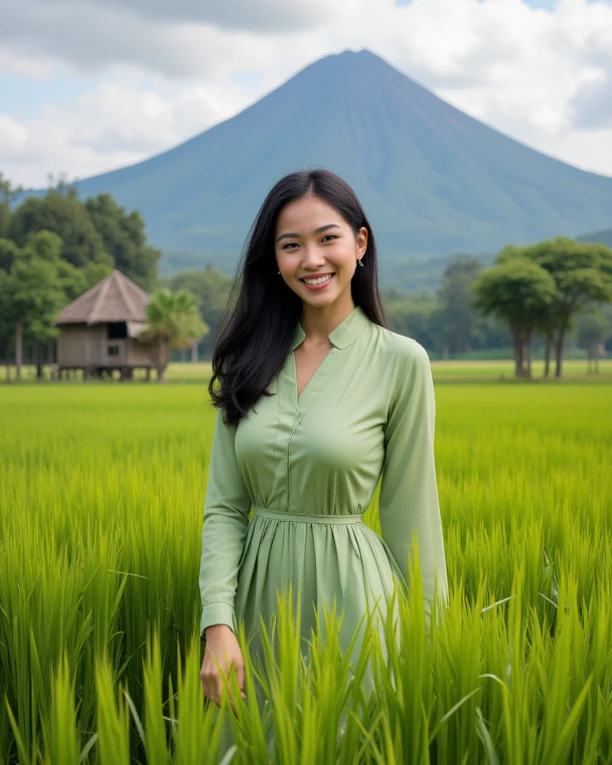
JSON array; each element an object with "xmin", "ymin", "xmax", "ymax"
[{"xmin": 303, "ymin": 274, "xmax": 333, "ymax": 285}]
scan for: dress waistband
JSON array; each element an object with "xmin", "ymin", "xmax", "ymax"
[{"xmin": 252, "ymin": 506, "xmax": 364, "ymax": 525}]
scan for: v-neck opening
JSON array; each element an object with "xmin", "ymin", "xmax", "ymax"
[{"xmin": 292, "ymin": 346, "xmax": 335, "ymax": 404}]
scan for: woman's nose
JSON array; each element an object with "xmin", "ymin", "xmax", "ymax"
[{"xmin": 301, "ymin": 243, "xmax": 324, "ymax": 267}]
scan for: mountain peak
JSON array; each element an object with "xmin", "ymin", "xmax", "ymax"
[{"xmin": 26, "ymin": 49, "xmax": 612, "ymax": 271}]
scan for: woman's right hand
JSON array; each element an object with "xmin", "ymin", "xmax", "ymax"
[{"xmin": 200, "ymin": 624, "xmax": 246, "ymax": 713}]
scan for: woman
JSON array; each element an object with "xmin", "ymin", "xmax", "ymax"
[{"xmin": 199, "ymin": 168, "xmax": 448, "ymax": 711}]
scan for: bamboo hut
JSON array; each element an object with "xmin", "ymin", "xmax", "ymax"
[{"xmin": 54, "ymin": 269, "xmax": 159, "ymax": 380}]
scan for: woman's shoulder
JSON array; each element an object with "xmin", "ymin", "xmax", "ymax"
[{"xmin": 369, "ymin": 323, "xmax": 431, "ymax": 369}]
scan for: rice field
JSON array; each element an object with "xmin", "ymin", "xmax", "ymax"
[
  {"xmin": 3, "ymin": 358, "xmax": 612, "ymax": 384},
  {"xmin": 1, "ymin": 370, "xmax": 611, "ymax": 764}
]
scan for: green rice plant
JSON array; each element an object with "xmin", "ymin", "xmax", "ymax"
[
  {"xmin": 43, "ymin": 652, "xmax": 80, "ymax": 765},
  {"xmin": 95, "ymin": 651, "xmax": 130, "ymax": 765},
  {"xmin": 1, "ymin": 382, "xmax": 611, "ymax": 764}
]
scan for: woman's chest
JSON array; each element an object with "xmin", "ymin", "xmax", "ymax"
[{"xmin": 235, "ymin": 346, "xmax": 393, "ymax": 472}]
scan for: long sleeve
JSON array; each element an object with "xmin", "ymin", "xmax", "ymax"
[
  {"xmin": 199, "ymin": 405, "xmax": 252, "ymax": 639},
  {"xmin": 378, "ymin": 341, "xmax": 448, "ymax": 614}
]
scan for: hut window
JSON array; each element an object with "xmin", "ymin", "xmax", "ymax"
[
  {"xmin": 108, "ymin": 345, "xmax": 120, "ymax": 357},
  {"xmin": 107, "ymin": 322, "xmax": 128, "ymax": 339}
]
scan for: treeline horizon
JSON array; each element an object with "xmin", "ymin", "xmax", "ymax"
[{"xmin": 1, "ymin": 175, "xmax": 611, "ymax": 377}]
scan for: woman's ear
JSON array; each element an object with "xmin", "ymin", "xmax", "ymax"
[{"xmin": 357, "ymin": 226, "xmax": 368, "ymax": 255}]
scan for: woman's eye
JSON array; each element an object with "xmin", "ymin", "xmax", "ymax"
[{"xmin": 282, "ymin": 235, "xmax": 337, "ymax": 250}]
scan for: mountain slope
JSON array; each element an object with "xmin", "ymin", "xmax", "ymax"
[
  {"xmin": 578, "ymin": 229, "xmax": 612, "ymax": 248},
  {"xmin": 26, "ymin": 49, "xmax": 612, "ymax": 265}
]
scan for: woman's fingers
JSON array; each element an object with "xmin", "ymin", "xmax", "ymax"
[{"xmin": 236, "ymin": 663, "xmax": 245, "ymax": 698}]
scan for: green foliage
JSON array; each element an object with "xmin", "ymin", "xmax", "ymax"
[
  {"xmin": 0, "ymin": 173, "xmax": 22, "ymax": 241},
  {"xmin": 141, "ymin": 288, "xmax": 209, "ymax": 380},
  {"xmin": 1, "ymin": 233, "xmax": 66, "ymax": 341},
  {"xmin": 143, "ymin": 288, "xmax": 209, "ymax": 349},
  {"xmin": 9, "ymin": 188, "xmax": 111, "ymax": 269},
  {"xmin": 0, "ymin": 238, "xmax": 18, "ymax": 273},
  {"xmin": 158, "ymin": 265, "xmax": 232, "ymax": 358},
  {"xmin": 1, "ymin": 383, "xmax": 611, "ymax": 762},
  {"xmin": 472, "ymin": 237, "xmax": 612, "ymax": 377},
  {"xmin": 85, "ymin": 193, "xmax": 160, "ymax": 292},
  {"xmin": 4, "ymin": 175, "xmax": 159, "ymax": 286},
  {"xmin": 472, "ymin": 258, "xmax": 558, "ymax": 327}
]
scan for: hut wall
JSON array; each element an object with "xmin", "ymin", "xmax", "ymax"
[
  {"xmin": 128, "ymin": 340, "xmax": 155, "ymax": 366},
  {"xmin": 57, "ymin": 324, "xmax": 106, "ymax": 367}
]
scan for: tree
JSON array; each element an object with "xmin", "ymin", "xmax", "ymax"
[
  {"xmin": 521, "ymin": 238, "xmax": 612, "ymax": 378},
  {"xmin": 9, "ymin": 188, "xmax": 112, "ymax": 269},
  {"xmin": 0, "ymin": 231, "xmax": 67, "ymax": 382},
  {"xmin": 0, "ymin": 239, "xmax": 19, "ymax": 273},
  {"xmin": 158, "ymin": 264, "xmax": 232, "ymax": 358},
  {"xmin": 85, "ymin": 193, "xmax": 160, "ymax": 291},
  {"xmin": 0, "ymin": 173, "xmax": 22, "ymax": 239},
  {"xmin": 472, "ymin": 258, "xmax": 558, "ymax": 377},
  {"xmin": 384, "ymin": 293, "xmax": 438, "ymax": 349},
  {"xmin": 434, "ymin": 257, "xmax": 484, "ymax": 356},
  {"xmin": 140, "ymin": 289, "xmax": 208, "ymax": 382},
  {"xmin": 576, "ymin": 311, "xmax": 610, "ymax": 373}
]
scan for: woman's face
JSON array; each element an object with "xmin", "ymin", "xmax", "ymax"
[{"xmin": 274, "ymin": 194, "xmax": 368, "ymax": 311}]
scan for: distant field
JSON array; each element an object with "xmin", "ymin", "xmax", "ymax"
[
  {"xmin": 2, "ymin": 358, "xmax": 611, "ymax": 384},
  {"xmin": 1, "ymin": 380, "xmax": 611, "ymax": 763}
]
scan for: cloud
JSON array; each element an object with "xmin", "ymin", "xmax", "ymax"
[
  {"xmin": 0, "ymin": 0, "xmax": 333, "ymax": 77},
  {"xmin": 35, "ymin": 0, "xmax": 330, "ymax": 32},
  {"xmin": 1, "ymin": 0, "xmax": 612, "ymax": 186},
  {"xmin": 0, "ymin": 72, "xmax": 256, "ymax": 186},
  {"xmin": 571, "ymin": 73, "xmax": 612, "ymax": 128}
]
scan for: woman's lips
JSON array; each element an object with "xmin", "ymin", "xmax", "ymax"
[{"xmin": 300, "ymin": 273, "xmax": 335, "ymax": 291}]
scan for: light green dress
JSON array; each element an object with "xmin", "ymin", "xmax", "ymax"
[{"xmin": 199, "ymin": 304, "xmax": 448, "ymax": 672}]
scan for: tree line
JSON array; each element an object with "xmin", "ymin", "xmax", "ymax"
[{"xmin": 1, "ymin": 172, "xmax": 611, "ymax": 381}]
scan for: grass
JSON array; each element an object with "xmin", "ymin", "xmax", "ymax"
[
  {"xmin": 2, "ymin": 358, "xmax": 612, "ymax": 384},
  {"xmin": 0, "ymin": 379, "xmax": 611, "ymax": 763}
]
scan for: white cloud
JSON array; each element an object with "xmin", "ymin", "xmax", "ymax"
[
  {"xmin": 0, "ymin": 70, "xmax": 258, "ymax": 186},
  {"xmin": 1, "ymin": 0, "xmax": 612, "ymax": 186}
]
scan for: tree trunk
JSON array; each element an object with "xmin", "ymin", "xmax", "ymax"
[
  {"xmin": 156, "ymin": 335, "xmax": 164, "ymax": 383},
  {"xmin": 34, "ymin": 341, "xmax": 43, "ymax": 380},
  {"xmin": 511, "ymin": 327, "xmax": 524, "ymax": 377},
  {"xmin": 15, "ymin": 318, "xmax": 23, "ymax": 383},
  {"xmin": 525, "ymin": 331, "xmax": 532, "ymax": 379},
  {"xmin": 191, "ymin": 340, "xmax": 198, "ymax": 363},
  {"xmin": 543, "ymin": 331, "xmax": 553, "ymax": 377},
  {"xmin": 555, "ymin": 320, "xmax": 568, "ymax": 379}
]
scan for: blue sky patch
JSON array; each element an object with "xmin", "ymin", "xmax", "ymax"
[{"xmin": 0, "ymin": 74, "xmax": 97, "ymax": 119}]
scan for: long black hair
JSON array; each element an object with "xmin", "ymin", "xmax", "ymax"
[{"xmin": 208, "ymin": 168, "xmax": 388, "ymax": 426}]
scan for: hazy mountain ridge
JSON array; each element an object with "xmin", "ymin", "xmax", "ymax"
[{"xmin": 577, "ymin": 229, "xmax": 612, "ymax": 248}]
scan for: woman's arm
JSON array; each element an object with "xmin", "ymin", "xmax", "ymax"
[
  {"xmin": 378, "ymin": 341, "xmax": 448, "ymax": 615},
  {"xmin": 199, "ymin": 406, "xmax": 251, "ymax": 641}
]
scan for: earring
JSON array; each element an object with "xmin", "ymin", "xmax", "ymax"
[
  {"xmin": 356, "ymin": 258, "xmax": 364, "ymax": 268},
  {"xmin": 278, "ymin": 270, "xmax": 281, "ymax": 274}
]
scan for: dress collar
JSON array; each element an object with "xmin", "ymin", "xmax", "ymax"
[{"xmin": 291, "ymin": 305, "xmax": 370, "ymax": 351}]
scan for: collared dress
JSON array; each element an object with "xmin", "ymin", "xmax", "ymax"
[{"xmin": 198, "ymin": 304, "xmax": 448, "ymax": 675}]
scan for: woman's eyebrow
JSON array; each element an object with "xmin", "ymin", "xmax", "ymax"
[{"xmin": 276, "ymin": 223, "xmax": 341, "ymax": 243}]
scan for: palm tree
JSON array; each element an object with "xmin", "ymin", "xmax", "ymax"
[{"xmin": 141, "ymin": 288, "xmax": 208, "ymax": 382}]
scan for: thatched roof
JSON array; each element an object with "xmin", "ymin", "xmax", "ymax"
[{"xmin": 55, "ymin": 269, "xmax": 150, "ymax": 326}]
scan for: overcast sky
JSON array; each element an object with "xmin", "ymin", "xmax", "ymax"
[{"xmin": 1, "ymin": 0, "xmax": 611, "ymax": 188}]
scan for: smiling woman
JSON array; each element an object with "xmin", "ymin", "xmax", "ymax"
[{"xmin": 198, "ymin": 169, "xmax": 448, "ymax": 749}]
